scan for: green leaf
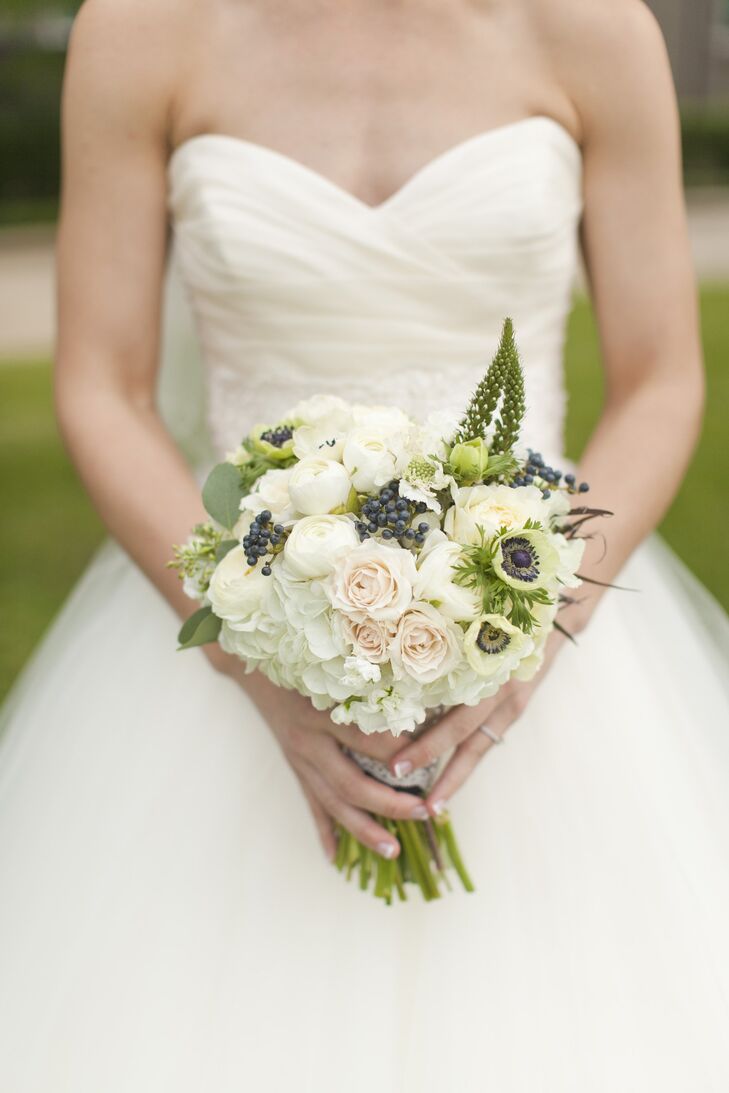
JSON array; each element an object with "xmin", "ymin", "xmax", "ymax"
[
  {"xmin": 202, "ymin": 463, "xmax": 246, "ymax": 529},
  {"xmin": 177, "ymin": 605, "xmax": 222, "ymax": 650},
  {"xmin": 215, "ymin": 538, "xmax": 239, "ymax": 564}
]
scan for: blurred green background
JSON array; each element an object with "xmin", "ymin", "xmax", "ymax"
[{"xmin": 1, "ymin": 1, "xmax": 728, "ymax": 700}]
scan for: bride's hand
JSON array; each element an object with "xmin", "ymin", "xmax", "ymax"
[
  {"xmin": 387, "ymin": 631, "xmax": 567, "ymax": 816},
  {"xmin": 217, "ymin": 658, "xmax": 429, "ymax": 862}
]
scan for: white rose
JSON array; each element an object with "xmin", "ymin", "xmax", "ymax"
[
  {"xmin": 342, "ymin": 427, "xmax": 404, "ymax": 493},
  {"xmin": 282, "ymin": 514, "xmax": 359, "ymax": 579},
  {"xmin": 239, "ymin": 467, "xmax": 296, "ymax": 528},
  {"xmin": 391, "ymin": 602, "xmax": 462, "ymax": 684},
  {"xmin": 328, "ymin": 540, "xmax": 416, "ymax": 622},
  {"xmin": 463, "ymin": 613, "xmax": 535, "ymax": 680},
  {"xmin": 207, "ymin": 546, "xmax": 274, "ymax": 631},
  {"xmin": 288, "ymin": 456, "xmax": 353, "ymax": 516},
  {"xmin": 444, "ymin": 483, "xmax": 550, "ymax": 545},
  {"xmin": 413, "ymin": 530, "xmax": 480, "ymax": 621},
  {"xmin": 340, "ymin": 614, "xmax": 398, "ymax": 663}
]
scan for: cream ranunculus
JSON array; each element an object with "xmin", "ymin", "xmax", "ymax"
[
  {"xmin": 351, "ymin": 404, "xmax": 413, "ymax": 433},
  {"xmin": 328, "ymin": 540, "xmax": 416, "ymax": 622},
  {"xmin": 289, "ymin": 394, "xmax": 354, "ymax": 431},
  {"xmin": 391, "ymin": 601, "xmax": 462, "ymax": 684},
  {"xmin": 287, "ymin": 456, "xmax": 353, "ymax": 516},
  {"xmin": 238, "ymin": 467, "xmax": 296, "ymax": 530},
  {"xmin": 413, "ymin": 531, "xmax": 480, "ymax": 622},
  {"xmin": 342, "ymin": 427, "xmax": 405, "ymax": 493},
  {"xmin": 444, "ymin": 483, "xmax": 551, "ymax": 545},
  {"xmin": 282, "ymin": 514, "xmax": 359, "ymax": 579},
  {"xmin": 207, "ymin": 546, "xmax": 275, "ymax": 631},
  {"xmin": 463, "ymin": 613, "xmax": 535, "ymax": 680},
  {"xmin": 340, "ymin": 615, "xmax": 398, "ymax": 663},
  {"xmin": 292, "ymin": 424, "xmax": 346, "ymax": 462}
]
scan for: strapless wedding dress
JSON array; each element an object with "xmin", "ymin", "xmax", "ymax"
[{"xmin": 1, "ymin": 117, "xmax": 729, "ymax": 1092}]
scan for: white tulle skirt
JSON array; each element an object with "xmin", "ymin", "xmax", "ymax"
[{"xmin": 1, "ymin": 534, "xmax": 728, "ymax": 1092}]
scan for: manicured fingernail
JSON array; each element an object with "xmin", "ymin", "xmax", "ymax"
[
  {"xmin": 431, "ymin": 799, "xmax": 448, "ymax": 816},
  {"xmin": 394, "ymin": 760, "xmax": 413, "ymax": 778},
  {"xmin": 377, "ymin": 841, "xmax": 398, "ymax": 859},
  {"xmin": 412, "ymin": 804, "xmax": 429, "ymax": 820}
]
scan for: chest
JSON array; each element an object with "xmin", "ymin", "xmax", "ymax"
[{"xmin": 174, "ymin": 1, "xmax": 550, "ymax": 207}]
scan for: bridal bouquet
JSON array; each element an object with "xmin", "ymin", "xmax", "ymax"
[{"xmin": 171, "ymin": 320, "xmax": 596, "ymax": 902}]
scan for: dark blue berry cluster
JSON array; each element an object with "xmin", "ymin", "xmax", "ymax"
[
  {"xmin": 242, "ymin": 510, "xmax": 285, "ymax": 576},
  {"xmin": 512, "ymin": 450, "xmax": 589, "ymax": 500},
  {"xmin": 354, "ymin": 480, "xmax": 430, "ymax": 548},
  {"xmin": 259, "ymin": 425, "xmax": 294, "ymax": 449}
]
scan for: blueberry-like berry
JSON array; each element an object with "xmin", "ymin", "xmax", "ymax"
[
  {"xmin": 377, "ymin": 513, "xmax": 388, "ymax": 527},
  {"xmin": 259, "ymin": 510, "xmax": 272, "ymax": 524},
  {"xmin": 524, "ymin": 474, "xmax": 534, "ymax": 484},
  {"xmin": 542, "ymin": 489, "xmax": 551, "ymax": 500},
  {"xmin": 396, "ymin": 499, "xmax": 409, "ymax": 511},
  {"xmin": 579, "ymin": 482, "xmax": 590, "ymax": 493},
  {"xmin": 368, "ymin": 521, "xmax": 378, "ymax": 533},
  {"xmin": 404, "ymin": 528, "xmax": 415, "ymax": 539},
  {"xmin": 261, "ymin": 565, "xmax": 272, "ymax": 576},
  {"xmin": 273, "ymin": 523, "xmax": 284, "ymax": 534},
  {"xmin": 565, "ymin": 474, "xmax": 576, "ymax": 486},
  {"xmin": 414, "ymin": 533, "xmax": 425, "ymax": 545},
  {"xmin": 418, "ymin": 522, "xmax": 430, "ymax": 533},
  {"xmin": 382, "ymin": 529, "xmax": 394, "ymax": 539},
  {"xmin": 416, "ymin": 502, "xmax": 428, "ymax": 514},
  {"xmin": 381, "ymin": 490, "xmax": 393, "ymax": 502},
  {"xmin": 246, "ymin": 556, "xmax": 257, "ymax": 567}
]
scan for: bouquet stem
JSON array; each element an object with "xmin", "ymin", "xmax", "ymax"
[{"xmin": 334, "ymin": 809, "xmax": 474, "ymax": 905}]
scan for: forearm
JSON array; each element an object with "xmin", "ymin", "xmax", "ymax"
[
  {"xmin": 56, "ymin": 383, "xmax": 208, "ymax": 620},
  {"xmin": 570, "ymin": 365, "xmax": 703, "ymax": 628}
]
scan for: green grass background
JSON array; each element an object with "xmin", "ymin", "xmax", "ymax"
[{"xmin": 1, "ymin": 286, "xmax": 728, "ymax": 699}]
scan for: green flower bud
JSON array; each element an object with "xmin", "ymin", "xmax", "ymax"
[{"xmin": 449, "ymin": 438, "xmax": 490, "ymax": 484}]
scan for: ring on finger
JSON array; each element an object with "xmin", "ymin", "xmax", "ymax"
[{"xmin": 478, "ymin": 724, "xmax": 505, "ymax": 746}]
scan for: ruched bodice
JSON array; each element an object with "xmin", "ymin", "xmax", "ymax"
[{"xmin": 166, "ymin": 116, "xmax": 583, "ymax": 460}]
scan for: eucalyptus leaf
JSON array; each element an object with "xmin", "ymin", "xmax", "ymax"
[
  {"xmin": 177, "ymin": 605, "xmax": 222, "ymax": 650},
  {"xmin": 215, "ymin": 538, "xmax": 239, "ymax": 564},
  {"xmin": 202, "ymin": 463, "xmax": 246, "ymax": 530}
]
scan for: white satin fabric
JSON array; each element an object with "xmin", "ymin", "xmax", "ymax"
[{"xmin": 1, "ymin": 116, "xmax": 729, "ymax": 1093}]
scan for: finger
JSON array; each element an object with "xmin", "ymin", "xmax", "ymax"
[
  {"xmin": 300, "ymin": 781, "xmax": 337, "ymax": 862},
  {"xmin": 427, "ymin": 700, "xmax": 516, "ymax": 811},
  {"xmin": 388, "ymin": 704, "xmax": 486, "ymax": 776},
  {"xmin": 301, "ymin": 760, "xmax": 401, "ymax": 859},
  {"xmin": 323, "ymin": 721, "xmax": 403, "ymax": 764},
  {"xmin": 319, "ymin": 738, "xmax": 430, "ymax": 822}
]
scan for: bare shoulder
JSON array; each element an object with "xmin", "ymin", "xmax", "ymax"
[
  {"xmin": 525, "ymin": 0, "xmax": 675, "ymax": 139},
  {"xmin": 65, "ymin": 0, "xmax": 205, "ymax": 143}
]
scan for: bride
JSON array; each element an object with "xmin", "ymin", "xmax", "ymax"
[{"xmin": 2, "ymin": 0, "xmax": 729, "ymax": 1089}]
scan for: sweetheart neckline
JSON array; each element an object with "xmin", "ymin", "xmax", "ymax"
[{"xmin": 167, "ymin": 115, "xmax": 581, "ymax": 212}]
